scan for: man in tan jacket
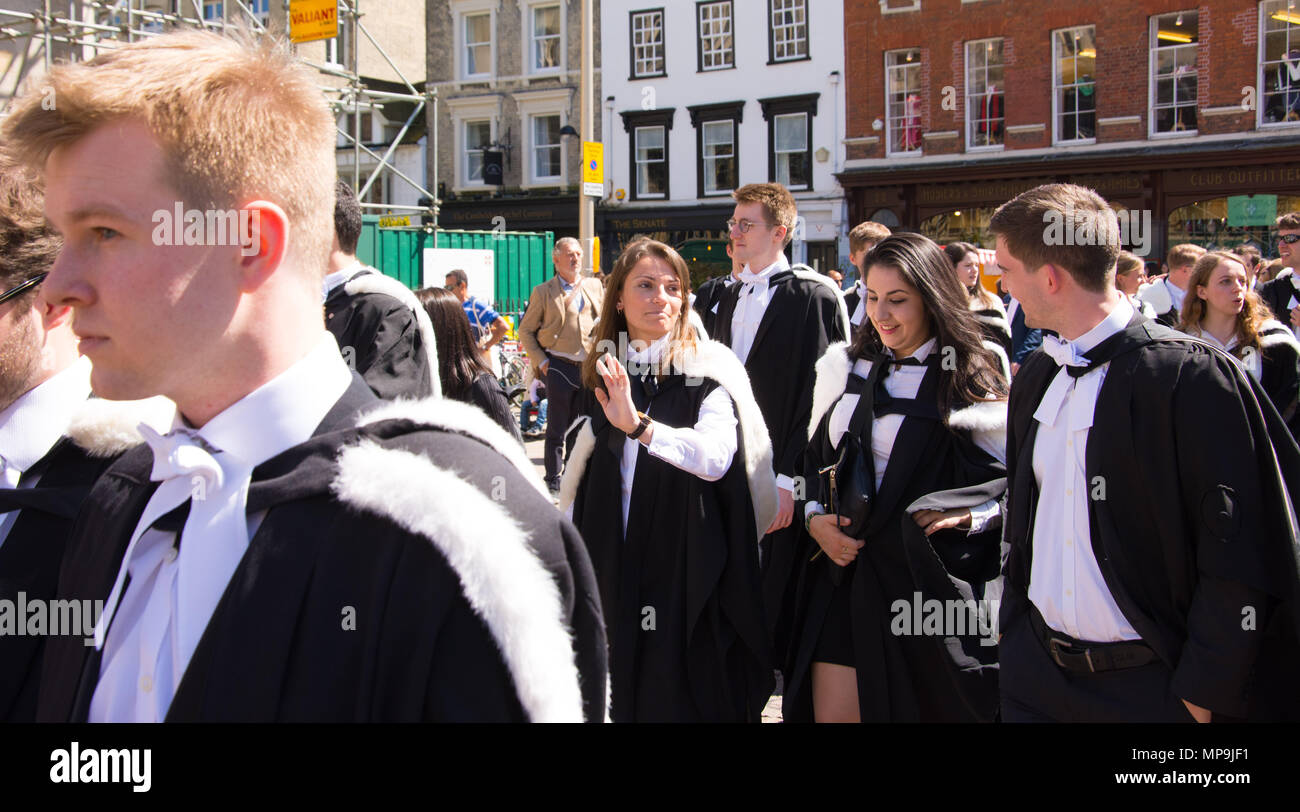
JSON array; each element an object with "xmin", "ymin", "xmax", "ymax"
[{"xmin": 518, "ymin": 237, "xmax": 605, "ymax": 493}]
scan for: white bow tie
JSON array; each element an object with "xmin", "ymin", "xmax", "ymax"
[
  {"xmin": 1041, "ymin": 334, "xmax": 1091, "ymax": 369},
  {"xmin": 140, "ymin": 425, "xmax": 224, "ymax": 491},
  {"xmin": 738, "ymin": 268, "xmax": 768, "ymax": 287},
  {"xmin": 94, "ymin": 422, "xmax": 254, "ymax": 685}
]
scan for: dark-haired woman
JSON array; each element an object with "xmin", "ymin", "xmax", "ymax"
[
  {"xmin": 945, "ymin": 241, "xmax": 1013, "ymax": 369},
  {"xmin": 560, "ymin": 239, "xmax": 777, "ymax": 722},
  {"xmin": 415, "ymin": 287, "xmax": 523, "ymax": 443},
  {"xmin": 1178, "ymin": 251, "xmax": 1300, "ymax": 437},
  {"xmin": 786, "ymin": 232, "xmax": 1010, "ymax": 723}
]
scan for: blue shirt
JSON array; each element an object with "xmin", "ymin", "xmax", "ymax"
[{"xmin": 463, "ymin": 296, "xmax": 501, "ymax": 341}]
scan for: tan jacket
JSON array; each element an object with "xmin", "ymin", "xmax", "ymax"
[{"xmin": 518, "ymin": 273, "xmax": 606, "ymax": 368}]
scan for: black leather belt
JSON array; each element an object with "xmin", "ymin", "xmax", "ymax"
[{"xmin": 1028, "ymin": 605, "xmax": 1159, "ymax": 673}]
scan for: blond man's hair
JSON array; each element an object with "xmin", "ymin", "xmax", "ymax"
[
  {"xmin": 733, "ymin": 183, "xmax": 797, "ymax": 247},
  {"xmin": 988, "ymin": 183, "xmax": 1119, "ymax": 294},
  {"xmin": 1, "ymin": 30, "xmax": 337, "ymax": 283},
  {"xmin": 1166, "ymin": 243, "xmax": 1207, "ymax": 271},
  {"xmin": 849, "ymin": 221, "xmax": 891, "ymax": 254}
]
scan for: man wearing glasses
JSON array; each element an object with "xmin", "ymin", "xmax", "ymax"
[
  {"xmin": 710, "ymin": 183, "xmax": 849, "ymax": 673},
  {"xmin": 1259, "ymin": 212, "xmax": 1300, "ymax": 336},
  {"xmin": 0, "ymin": 150, "xmax": 168, "ymax": 721}
]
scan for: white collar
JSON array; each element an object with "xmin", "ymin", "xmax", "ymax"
[
  {"xmin": 178, "ymin": 332, "xmax": 353, "ymax": 469},
  {"xmin": 1188, "ymin": 325, "xmax": 1239, "ymax": 352},
  {"xmin": 1073, "ymin": 296, "xmax": 1134, "ymax": 354},
  {"xmin": 628, "ymin": 333, "xmax": 672, "ymax": 365},
  {"xmin": 322, "ymin": 261, "xmax": 368, "ymax": 301},
  {"xmin": 1164, "ymin": 277, "xmax": 1187, "ymax": 308},
  {"xmin": 886, "ymin": 336, "xmax": 938, "ymax": 363},
  {"xmin": 0, "ymin": 356, "xmax": 92, "ymax": 474},
  {"xmin": 738, "ymin": 255, "xmax": 790, "ymax": 286}
]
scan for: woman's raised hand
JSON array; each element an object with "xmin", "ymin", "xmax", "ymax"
[{"xmin": 593, "ymin": 353, "xmax": 640, "ymax": 434}]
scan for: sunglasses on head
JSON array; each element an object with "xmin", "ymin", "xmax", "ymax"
[{"xmin": 0, "ymin": 272, "xmax": 47, "ymax": 307}]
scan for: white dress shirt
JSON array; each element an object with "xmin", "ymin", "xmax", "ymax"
[
  {"xmin": 730, "ymin": 254, "xmax": 795, "ymax": 492},
  {"xmin": 90, "ymin": 333, "xmax": 353, "ymax": 723},
  {"xmin": 615, "ymin": 335, "xmax": 738, "ymax": 536},
  {"xmin": 0, "ymin": 357, "xmax": 93, "ymax": 548},
  {"xmin": 850, "ymin": 280, "xmax": 867, "ymax": 328},
  {"xmin": 804, "ymin": 338, "xmax": 1004, "ymax": 532},
  {"xmin": 1028, "ymin": 296, "xmax": 1142, "ymax": 642},
  {"xmin": 1164, "ymin": 278, "xmax": 1186, "ymax": 313}
]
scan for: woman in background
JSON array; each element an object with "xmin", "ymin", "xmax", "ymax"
[
  {"xmin": 416, "ymin": 286, "xmax": 522, "ymax": 443},
  {"xmin": 944, "ymin": 241, "xmax": 1012, "ymax": 366}
]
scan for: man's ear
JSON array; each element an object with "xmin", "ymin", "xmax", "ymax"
[
  {"xmin": 236, "ymin": 200, "xmax": 290, "ymax": 293},
  {"xmin": 41, "ymin": 301, "xmax": 73, "ymax": 330}
]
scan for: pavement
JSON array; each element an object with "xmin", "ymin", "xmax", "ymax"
[{"xmin": 525, "ymin": 434, "xmax": 785, "ymax": 723}]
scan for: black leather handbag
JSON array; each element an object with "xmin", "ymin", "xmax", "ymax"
[{"xmin": 813, "ymin": 367, "xmax": 880, "ymax": 581}]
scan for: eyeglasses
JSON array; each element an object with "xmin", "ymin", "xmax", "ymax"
[
  {"xmin": 1279, "ymin": 234, "xmax": 1300, "ymax": 244},
  {"xmin": 725, "ymin": 218, "xmax": 772, "ymax": 234},
  {"xmin": 0, "ymin": 272, "xmax": 47, "ymax": 307}
]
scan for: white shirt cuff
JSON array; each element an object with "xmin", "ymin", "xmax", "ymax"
[
  {"xmin": 967, "ymin": 499, "xmax": 1001, "ymax": 535},
  {"xmin": 775, "ymin": 474, "xmax": 796, "ymax": 493}
]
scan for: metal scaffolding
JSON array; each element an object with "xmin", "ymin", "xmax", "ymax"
[{"xmin": 0, "ymin": 0, "xmax": 437, "ymax": 224}]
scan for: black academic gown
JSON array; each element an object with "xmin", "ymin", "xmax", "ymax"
[
  {"xmin": 692, "ymin": 275, "xmax": 732, "ymax": 338},
  {"xmin": 1259, "ymin": 269, "xmax": 1300, "ymax": 324},
  {"xmin": 1255, "ymin": 322, "xmax": 1300, "ymax": 440},
  {"xmin": 0, "ymin": 438, "xmax": 120, "ymax": 721},
  {"xmin": 37, "ymin": 376, "xmax": 607, "ymax": 723},
  {"xmin": 712, "ymin": 268, "xmax": 849, "ymax": 659},
  {"xmin": 325, "ymin": 269, "xmax": 436, "ymax": 400},
  {"xmin": 568, "ymin": 373, "xmax": 772, "ymax": 722},
  {"xmin": 784, "ymin": 353, "xmax": 1006, "ymax": 722},
  {"xmin": 1002, "ymin": 315, "xmax": 1300, "ymax": 720}
]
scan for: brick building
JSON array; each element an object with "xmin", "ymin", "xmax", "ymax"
[{"xmin": 842, "ymin": 0, "xmax": 1300, "ymax": 260}]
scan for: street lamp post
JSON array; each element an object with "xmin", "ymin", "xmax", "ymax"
[{"xmin": 579, "ymin": 0, "xmax": 595, "ymax": 276}]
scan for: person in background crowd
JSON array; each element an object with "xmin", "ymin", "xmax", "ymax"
[
  {"xmin": 0, "ymin": 148, "xmax": 169, "ymax": 721},
  {"xmin": 692, "ymin": 239, "xmax": 742, "ymax": 337},
  {"xmin": 324, "ymin": 180, "xmax": 438, "ymax": 399},
  {"xmin": 1258, "ymin": 212, "xmax": 1300, "ymax": 335},
  {"xmin": 416, "ymin": 287, "xmax": 522, "ymax": 443},
  {"xmin": 1260, "ymin": 257, "xmax": 1289, "ymax": 285},
  {"xmin": 1178, "ymin": 251, "xmax": 1300, "ymax": 439},
  {"xmin": 1238, "ymin": 245, "xmax": 1263, "ymax": 289},
  {"xmin": 518, "ymin": 237, "xmax": 605, "ymax": 496},
  {"xmin": 709, "ymin": 182, "xmax": 850, "ymax": 678},
  {"xmin": 520, "ymin": 368, "xmax": 547, "ymax": 440},
  {"xmin": 1137, "ymin": 243, "xmax": 1207, "ymax": 327},
  {"xmin": 945, "ymin": 241, "xmax": 1012, "ymax": 371},
  {"xmin": 843, "ymin": 221, "xmax": 892, "ymax": 336},
  {"xmin": 789, "ymin": 232, "xmax": 1009, "ymax": 722},
  {"xmin": 561, "ymin": 239, "xmax": 776, "ymax": 722},
  {"xmin": 7, "ymin": 30, "xmax": 606, "ymax": 723},
  {"xmin": 993, "ymin": 183, "xmax": 1300, "ymax": 722},
  {"xmin": 445, "ymin": 268, "xmax": 509, "ymax": 367},
  {"xmin": 1115, "ymin": 250, "xmax": 1157, "ymax": 319}
]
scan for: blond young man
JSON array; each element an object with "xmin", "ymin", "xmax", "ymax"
[
  {"xmin": 993, "ymin": 184, "xmax": 1300, "ymax": 722},
  {"xmin": 4, "ymin": 31, "xmax": 604, "ymax": 722},
  {"xmin": 1137, "ymin": 242, "xmax": 1206, "ymax": 327},
  {"xmin": 710, "ymin": 182, "xmax": 849, "ymax": 667},
  {"xmin": 842, "ymin": 221, "xmax": 892, "ymax": 332}
]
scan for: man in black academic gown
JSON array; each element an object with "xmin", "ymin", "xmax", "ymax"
[
  {"xmin": 709, "ymin": 183, "xmax": 849, "ymax": 667},
  {"xmin": 324, "ymin": 180, "xmax": 438, "ymax": 400},
  {"xmin": 992, "ymin": 183, "xmax": 1300, "ymax": 722},
  {"xmin": 1135, "ymin": 243, "xmax": 1205, "ymax": 328},
  {"xmin": 841, "ymin": 221, "xmax": 891, "ymax": 338},
  {"xmin": 4, "ymin": 31, "xmax": 605, "ymax": 723},
  {"xmin": 1258, "ymin": 211, "xmax": 1300, "ymax": 333},
  {"xmin": 0, "ymin": 150, "xmax": 167, "ymax": 721}
]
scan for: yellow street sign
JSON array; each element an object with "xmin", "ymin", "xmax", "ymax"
[
  {"xmin": 290, "ymin": 0, "xmax": 339, "ymax": 44},
  {"xmin": 582, "ymin": 141, "xmax": 603, "ymax": 197}
]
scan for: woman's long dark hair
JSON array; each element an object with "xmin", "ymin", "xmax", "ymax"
[
  {"xmin": 415, "ymin": 286, "xmax": 494, "ymax": 400},
  {"xmin": 944, "ymin": 240, "xmax": 998, "ymax": 308},
  {"xmin": 852, "ymin": 233, "xmax": 1009, "ymax": 418}
]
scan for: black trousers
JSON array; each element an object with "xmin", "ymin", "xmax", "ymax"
[
  {"xmin": 544, "ymin": 356, "xmax": 584, "ymax": 487},
  {"xmin": 999, "ymin": 607, "xmax": 1197, "ymax": 723}
]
